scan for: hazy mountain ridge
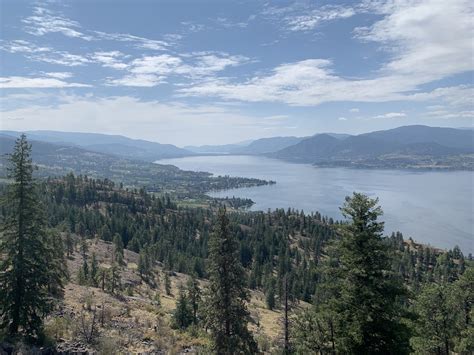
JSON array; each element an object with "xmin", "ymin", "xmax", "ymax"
[
  {"xmin": 185, "ymin": 136, "xmax": 305, "ymax": 155},
  {"xmin": 270, "ymin": 126, "xmax": 474, "ymax": 169},
  {"xmin": 2, "ymin": 125, "xmax": 473, "ymax": 169},
  {"xmin": 0, "ymin": 135, "xmax": 271, "ymax": 196},
  {"xmin": 0, "ymin": 130, "xmax": 192, "ymax": 161}
]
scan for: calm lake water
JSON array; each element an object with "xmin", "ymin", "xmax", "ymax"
[{"xmin": 158, "ymin": 155, "xmax": 474, "ymax": 253}]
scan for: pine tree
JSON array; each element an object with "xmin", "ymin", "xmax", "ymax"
[
  {"xmin": 90, "ymin": 252, "xmax": 99, "ymax": 287},
  {"xmin": 411, "ymin": 282, "xmax": 458, "ymax": 354},
  {"xmin": 138, "ymin": 249, "xmax": 151, "ymax": 281},
  {"xmin": 112, "ymin": 233, "xmax": 124, "ymax": 265},
  {"xmin": 203, "ymin": 208, "xmax": 257, "ymax": 354},
  {"xmin": 334, "ymin": 193, "xmax": 410, "ymax": 353},
  {"xmin": 0, "ymin": 135, "xmax": 64, "ymax": 339},
  {"xmin": 65, "ymin": 232, "xmax": 74, "ymax": 257},
  {"xmin": 186, "ymin": 275, "xmax": 201, "ymax": 325},
  {"xmin": 164, "ymin": 272, "xmax": 172, "ymax": 296},
  {"xmin": 296, "ymin": 193, "xmax": 410, "ymax": 354},
  {"xmin": 107, "ymin": 262, "xmax": 121, "ymax": 294},
  {"xmin": 172, "ymin": 284, "xmax": 192, "ymax": 330},
  {"xmin": 265, "ymin": 279, "xmax": 276, "ymax": 311}
]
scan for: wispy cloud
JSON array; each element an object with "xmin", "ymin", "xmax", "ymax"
[
  {"xmin": 181, "ymin": 0, "xmax": 474, "ymax": 109},
  {"xmin": 0, "ymin": 75, "xmax": 90, "ymax": 88},
  {"xmin": 90, "ymin": 51, "xmax": 129, "ymax": 70},
  {"xmin": 94, "ymin": 31, "xmax": 169, "ymax": 50},
  {"xmin": 373, "ymin": 112, "xmax": 406, "ymax": 119},
  {"xmin": 23, "ymin": 7, "xmax": 94, "ymax": 40},
  {"xmin": 108, "ymin": 52, "xmax": 250, "ymax": 87},
  {"xmin": 213, "ymin": 17, "xmax": 248, "ymax": 29},
  {"xmin": 262, "ymin": 3, "xmax": 357, "ymax": 32},
  {"xmin": 0, "ymin": 40, "xmax": 51, "ymax": 53},
  {"xmin": 20, "ymin": 5, "xmax": 171, "ymax": 51}
]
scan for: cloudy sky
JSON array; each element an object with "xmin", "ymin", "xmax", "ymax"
[{"xmin": 0, "ymin": 0, "xmax": 473, "ymax": 146}]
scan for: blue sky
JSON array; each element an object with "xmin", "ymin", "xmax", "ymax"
[{"xmin": 0, "ymin": 0, "xmax": 473, "ymax": 146}]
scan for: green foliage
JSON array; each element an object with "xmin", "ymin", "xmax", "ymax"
[
  {"xmin": 265, "ymin": 279, "xmax": 276, "ymax": 311},
  {"xmin": 106, "ymin": 262, "xmax": 122, "ymax": 294},
  {"xmin": 294, "ymin": 193, "xmax": 411, "ymax": 354},
  {"xmin": 164, "ymin": 273, "xmax": 172, "ymax": 296},
  {"xmin": 0, "ymin": 135, "xmax": 65, "ymax": 341},
  {"xmin": 112, "ymin": 234, "xmax": 124, "ymax": 266},
  {"xmin": 172, "ymin": 285, "xmax": 193, "ymax": 330},
  {"xmin": 411, "ymin": 268, "xmax": 474, "ymax": 354},
  {"xmin": 186, "ymin": 275, "xmax": 201, "ymax": 325},
  {"xmin": 203, "ymin": 208, "xmax": 257, "ymax": 354}
]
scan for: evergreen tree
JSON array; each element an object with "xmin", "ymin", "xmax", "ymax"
[
  {"xmin": 453, "ymin": 268, "xmax": 474, "ymax": 353},
  {"xmin": 186, "ymin": 275, "xmax": 201, "ymax": 325},
  {"xmin": 106, "ymin": 262, "xmax": 121, "ymax": 294},
  {"xmin": 0, "ymin": 135, "xmax": 64, "ymax": 339},
  {"xmin": 296, "ymin": 193, "xmax": 410, "ymax": 354},
  {"xmin": 112, "ymin": 233, "xmax": 124, "ymax": 265},
  {"xmin": 411, "ymin": 283, "xmax": 457, "ymax": 354},
  {"xmin": 90, "ymin": 252, "xmax": 99, "ymax": 287},
  {"xmin": 203, "ymin": 208, "xmax": 257, "ymax": 354},
  {"xmin": 138, "ymin": 249, "xmax": 151, "ymax": 281},
  {"xmin": 265, "ymin": 279, "xmax": 276, "ymax": 311},
  {"xmin": 164, "ymin": 272, "xmax": 172, "ymax": 296},
  {"xmin": 172, "ymin": 284, "xmax": 193, "ymax": 330},
  {"xmin": 331, "ymin": 193, "xmax": 410, "ymax": 354},
  {"xmin": 65, "ymin": 232, "xmax": 74, "ymax": 257}
]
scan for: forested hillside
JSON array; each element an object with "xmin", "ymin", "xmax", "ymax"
[
  {"xmin": 270, "ymin": 126, "xmax": 474, "ymax": 169},
  {"xmin": 0, "ymin": 136, "xmax": 472, "ymax": 354}
]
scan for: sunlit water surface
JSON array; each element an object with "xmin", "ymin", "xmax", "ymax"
[{"xmin": 158, "ymin": 155, "xmax": 473, "ymax": 253}]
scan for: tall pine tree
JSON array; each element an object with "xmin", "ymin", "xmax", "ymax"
[
  {"xmin": 0, "ymin": 135, "xmax": 64, "ymax": 340},
  {"xmin": 332, "ymin": 193, "xmax": 410, "ymax": 353},
  {"xmin": 295, "ymin": 193, "xmax": 410, "ymax": 354},
  {"xmin": 203, "ymin": 208, "xmax": 257, "ymax": 354}
]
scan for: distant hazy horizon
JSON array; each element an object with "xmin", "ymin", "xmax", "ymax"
[{"xmin": 2, "ymin": 124, "xmax": 473, "ymax": 149}]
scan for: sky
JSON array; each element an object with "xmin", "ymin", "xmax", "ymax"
[{"xmin": 0, "ymin": 0, "xmax": 473, "ymax": 146}]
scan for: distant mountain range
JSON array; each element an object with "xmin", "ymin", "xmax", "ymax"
[
  {"xmin": 269, "ymin": 126, "xmax": 473, "ymax": 169},
  {"xmin": 0, "ymin": 130, "xmax": 191, "ymax": 161},
  {"xmin": 1, "ymin": 125, "xmax": 473, "ymax": 170},
  {"xmin": 185, "ymin": 136, "xmax": 305, "ymax": 155}
]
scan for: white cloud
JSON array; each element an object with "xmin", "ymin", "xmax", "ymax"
[
  {"xmin": 349, "ymin": 108, "xmax": 360, "ymax": 113},
  {"xmin": 182, "ymin": 0, "xmax": 474, "ymax": 108},
  {"xmin": 29, "ymin": 51, "xmax": 92, "ymax": 66},
  {"xmin": 108, "ymin": 52, "xmax": 250, "ymax": 87},
  {"xmin": 42, "ymin": 72, "xmax": 73, "ymax": 79},
  {"xmin": 107, "ymin": 74, "xmax": 166, "ymax": 87},
  {"xmin": 338, "ymin": 117, "xmax": 348, "ymax": 121},
  {"xmin": 23, "ymin": 7, "xmax": 94, "ymax": 40},
  {"xmin": 426, "ymin": 109, "xmax": 474, "ymax": 119},
  {"xmin": 263, "ymin": 3, "xmax": 356, "ymax": 31},
  {"xmin": 286, "ymin": 5, "xmax": 356, "ymax": 31},
  {"xmin": 0, "ymin": 75, "xmax": 90, "ymax": 88},
  {"xmin": 20, "ymin": 6, "xmax": 170, "ymax": 51},
  {"xmin": 90, "ymin": 51, "xmax": 129, "ymax": 70},
  {"xmin": 373, "ymin": 112, "xmax": 406, "ymax": 119},
  {"xmin": 355, "ymin": 0, "xmax": 473, "ymax": 81},
  {"xmin": 0, "ymin": 40, "xmax": 51, "ymax": 53},
  {"xmin": 94, "ymin": 31, "xmax": 169, "ymax": 50},
  {"xmin": 213, "ymin": 17, "xmax": 248, "ymax": 29},
  {"xmin": 181, "ymin": 21, "xmax": 206, "ymax": 33},
  {"xmin": 0, "ymin": 95, "xmax": 287, "ymax": 145}
]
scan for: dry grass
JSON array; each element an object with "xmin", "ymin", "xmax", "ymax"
[{"xmin": 50, "ymin": 237, "xmax": 290, "ymax": 353}]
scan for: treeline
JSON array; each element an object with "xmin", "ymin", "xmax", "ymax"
[{"xmin": 1, "ymin": 135, "xmax": 472, "ymax": 354}]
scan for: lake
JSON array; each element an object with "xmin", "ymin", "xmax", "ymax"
[{"xmin": 158, "ymin": 155, "xmax": 474, "ymax": 253}]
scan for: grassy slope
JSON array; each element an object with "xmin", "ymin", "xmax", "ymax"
[{"xmin": 47, "ymin": 237, "xmax": 301, "ymax": 354}]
